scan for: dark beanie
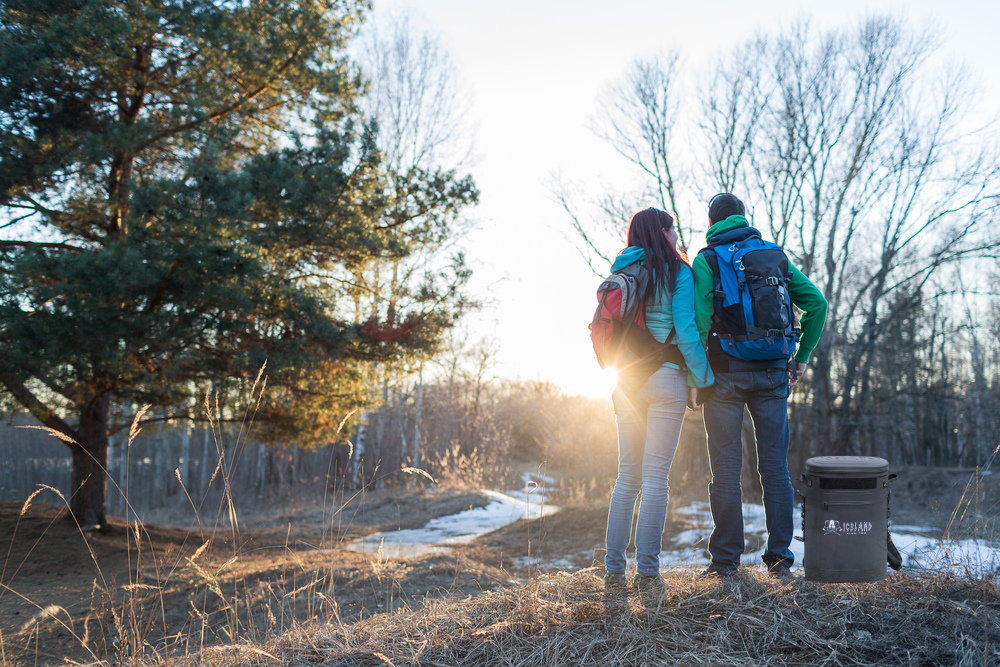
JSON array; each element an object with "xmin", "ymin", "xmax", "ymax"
[{"xmin": 708, "ymin": 193, "xmax": 745, "ymax": 223}]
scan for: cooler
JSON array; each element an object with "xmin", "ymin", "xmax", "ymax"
[{"xmin": 799, "ymin": 456, "xmax": 896, "ymax": 582}]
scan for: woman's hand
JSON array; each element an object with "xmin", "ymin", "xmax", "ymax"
[
  {"xmin": 788, "ymin": 361, "xmax": 808, "ymax": 392},
  {"xmin": 687, "ymin": 386, "xmax": 700, "ymax": 410}
]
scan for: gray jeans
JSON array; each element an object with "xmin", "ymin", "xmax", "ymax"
[{"xmin": 605, "ymin": 365, "xmax": 687, "ymax": 576}]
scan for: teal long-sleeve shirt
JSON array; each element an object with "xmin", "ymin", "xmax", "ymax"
[
  {"xmin": 610, "ymin": 248, "xmax": 714, "ymax": 389},
  {"xmin": 690, "ymin": 216, "xmax": 828, "ymax": 364}
]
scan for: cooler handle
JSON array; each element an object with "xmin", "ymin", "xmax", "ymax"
[
  {"xmin": 884, "ymin": 473, "xmax": 897, "ymax": 488},
  {"xmin": 821, "ymin": 500, "xmax": 873, "ymax": 510},
  {"xmin": 793, "ymin": 474, "xmax": 810, "ymax": 500}
]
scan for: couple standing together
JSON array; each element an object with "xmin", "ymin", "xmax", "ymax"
[{"xmin": 604, "ymin": 193, "xmax": 828, "ymax": 597}]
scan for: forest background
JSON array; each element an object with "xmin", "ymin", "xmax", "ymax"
[{"xmin": 1, "ymin": 0, "xmax": 998, "ymax": 525}]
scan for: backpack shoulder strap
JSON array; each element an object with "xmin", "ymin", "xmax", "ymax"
[
  {"xmin": 699, "ymin": 249, "xmax": 723, "ymax": 330},
  {"xmin": 657, "ymin": 327, "xmax": 686, "ymax": 370},
  {"xmin": 615, "ymin": 262, "xmax": 653, "ymax": 321},
  {"xmin": 699, "ymin": 248, "xmax": 721, "ymax": 287},
  {"xmin": 708, "ymin": 243, "xmax": 742, "ymax": 308}
]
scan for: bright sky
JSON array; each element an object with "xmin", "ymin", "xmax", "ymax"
[{"xmin": 371, "ymin": 0, "xmax": 1000, "ymax": 398}]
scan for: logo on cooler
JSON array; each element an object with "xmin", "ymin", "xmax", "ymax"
[{"xmin": 822, "ymin": 520, "xmax": 872, "ymax": 536}]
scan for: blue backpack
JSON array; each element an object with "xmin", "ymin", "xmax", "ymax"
[{"xmin": 700, "ymin": 232, "xmax": 800, "ymax": 362}]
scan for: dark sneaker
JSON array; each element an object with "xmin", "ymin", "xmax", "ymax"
[
  {"xmin": 766, "ymin": 561, "xmax": 793, "ymax": 580},
  {"xmin": 633, "ymin": 575, "xmax": 665, "ymax": 607},
  {"xmin": 699, "ymin": 564, "xmax": 738, "ymax": 578}
]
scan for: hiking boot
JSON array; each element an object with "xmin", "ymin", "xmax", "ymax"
[
  {"xmin": 633, "ymin": 575, "xmax": 665, "ymax": 607},
  {"xmin": 699, "ymin": 563, "xmax": 738, "ymax": 578},
  {"xmin": 603, "ymin": 572, "xmax": 629, "ymax": 607},
  {"xmin": 767, "ymin": 561, "xmax": 794, "ymax": 580}
]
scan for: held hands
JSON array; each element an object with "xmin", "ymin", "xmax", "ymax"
[
  {"xmin": 687, "ymin": 386, "xmax": 701, "ymax": 410},
  {"xmin": 788, "ymin": 361, "xmax": 808, "ymax": 392}
]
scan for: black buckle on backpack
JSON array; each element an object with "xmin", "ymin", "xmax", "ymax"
[{"xmin": 765, "ymin": 276, "xmax": 779, "ymax": 285}]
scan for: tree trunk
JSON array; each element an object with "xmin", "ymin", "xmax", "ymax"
[
  {"xmin": 811, "ymin": 341, "xmax": 837, "ymax": 456},
  {"xmin": 200, "ymin": 427, "xmax": 211, "ymax": 500},
  {"xmin": 397, "ymin": 386, "xmax": 408, "ymax": 470},
  {"xmin": 413, "ymin": 366, "xmax": 423, "ymax": 469},
  {"xmin": 352, "ymin": 411, "xmax": 367, "ymax": 489},
  {"xmin": 180, "ymin": 416, "xmax": 191, "ymax": 491},
  {"xmin": 70, "ymin": 393, "xmax": 111, "ymax": 527}
]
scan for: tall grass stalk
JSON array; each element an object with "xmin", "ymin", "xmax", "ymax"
[{"xmin": 0, "ymin": 364, "xmax": 352, "ymax": 664}]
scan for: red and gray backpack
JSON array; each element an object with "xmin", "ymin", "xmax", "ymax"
[{"xmin": 589, "ymin": 261, "xmax": 684, "ymax": 389}]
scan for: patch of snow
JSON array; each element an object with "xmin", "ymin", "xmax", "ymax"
[
  {"xmin": 892, "ymin": 533, "xmax": 1000, "ymax": 577},
  {"xmin": 512, "ymin": 552, "xmax": 588, "ymax": 571},
  {"xmin": 658, "ymin": 502, "xmax": 1000, "ymax": 579},
  {"xmin": 347, "ymin": 475, "xmax": 559, "ymax": 559},
  {"xmin": 658, "ymin": 546, "xmax": 711, "ymax": 566},
  {"xmin": 672, "ymin": 502, "xmax": 712, "ymax": 520},
  {"xmin": 523, "ymin": 471, "xmax": 559, "ymax": 487},
  {"xmin": 346, "ymin": 486, "xmax": 999, "ymax": 580},
  {"xmin": 890, "ymin": 525, "xmax": 939, "ymax": 534},
  {"xmin": 671, "ymin": 528, "xmax": 710, "ymax": 545}
]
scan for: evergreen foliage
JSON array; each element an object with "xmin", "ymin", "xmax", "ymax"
[{"xmin": 0, "ymin": 0, "xmax": 478, "ymax": 525}]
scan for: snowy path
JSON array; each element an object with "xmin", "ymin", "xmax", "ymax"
[
  {"xmin": 347, "ymin": 477, "xmax": 999, "ymax": 578},
  {"xmin": 347, "ymin": 474, "xmax": 559, "ymax": 558}
]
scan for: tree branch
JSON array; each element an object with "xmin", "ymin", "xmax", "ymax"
[
  {"xmin": 0, "ymin": 369, "xmax": 77, "ymax": 445},
  {"xmin": 138, "ymin": 43, "xmax": 307, "ymax": 153},
  {"xmin": 0, "ymin": 241, "xmax": 85, "ymax": 252}
]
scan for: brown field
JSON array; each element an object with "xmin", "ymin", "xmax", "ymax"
[{"xmin": 1, "ymin": 465, "xmax": 998, "ymax": 666}]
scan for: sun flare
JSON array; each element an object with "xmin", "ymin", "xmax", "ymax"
[{"xmin": 595, "ymin": 366, "xmax": 619, "ymax": 396}]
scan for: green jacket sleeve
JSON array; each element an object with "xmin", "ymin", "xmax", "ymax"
[
  {"xmin": 787, "ymin": 263, "xmax": 828, "ymax": 363},
  {"xmin": 691, "ymin": 253, "xmax": 715, "ymax": 347},
  {"xmin": 670, "ymin": 265, "xmax": 714, "ymax": 389}
]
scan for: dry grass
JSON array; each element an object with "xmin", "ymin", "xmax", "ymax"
[
  {"xmin": 3, "ymin": 376, "xmax": 998, "ymax": 666},
  {"xmin": 160, "ymin": 567, "xmax": 1000, "ymax": 667}
]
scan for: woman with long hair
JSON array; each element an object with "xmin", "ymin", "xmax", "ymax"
[{"xmin": 604, "ymin": 207, "xmax": 714, "ymax": 605}]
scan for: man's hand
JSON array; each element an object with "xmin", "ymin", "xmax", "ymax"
[
  {"xmin": 687, "ymin": 386, "xmax": 700, "ymax": 410},
  {"xmin": 788, "ymin": 361, "xmax": 808, "ymax": 392}
]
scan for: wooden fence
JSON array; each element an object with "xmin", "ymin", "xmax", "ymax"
[{"xmin": 0, "ymin": 413, "xmax": 355, "ymax": 523}]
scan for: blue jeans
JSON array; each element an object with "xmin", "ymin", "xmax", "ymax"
[
  {"xmin": 605, "ymin": 366, "xmax": 687, "ymax": 577},
  {"xmin": 704, "ymin": 368, "xmax": 794, "ymax": 571}
]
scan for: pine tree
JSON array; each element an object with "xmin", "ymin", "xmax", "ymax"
[{"xmin": 0, "ymin": 0, "xmax": 477, "ymax": 527}]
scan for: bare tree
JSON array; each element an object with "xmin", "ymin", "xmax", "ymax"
[
  {"xmin": 698, "ymin": 35, "xmax": 772, "ymax": 200},
  {"xmin": 324, "ymin": 13, "xmax": 482, "ymax": 482},
  {"xmin": 591, "ymin": 53, "xmax": 693, "ymax": 244},
  {"xmin": 729, "ymin": 18, "xmax": 1000, "ymax": 455},
  {"xmin": 567, "ymin": 14, "xmax": 1000, "ymax": 462},
  {"xmin": 550, "ymin": 178, "xmax": 645, "ymax": 275},
  {"xmin": 555, "ymin": 51, "xmax": 695, "ymax": 274},
  {"xmin": 346, "ymin": 11, "xmax": 478, "ymax": 331},
  {"xmin": 356, "ymin": 12, "xmax": 474, "ymax": 173}
]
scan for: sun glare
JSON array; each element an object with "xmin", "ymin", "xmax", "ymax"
[{"xmin": 596, "ymin": 366, "xmax": 618, "ymax": 396}]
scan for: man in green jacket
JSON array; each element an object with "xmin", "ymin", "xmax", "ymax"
[{"xmin": 692, "ymin": 193, "xmax": 827, "ymax": 578}]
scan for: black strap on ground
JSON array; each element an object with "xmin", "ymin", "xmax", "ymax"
[{"xmin": 887, "ymin": 533, "xmax": 903, "ymax": 571}]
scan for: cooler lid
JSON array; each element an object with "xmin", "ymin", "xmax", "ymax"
[{"xmin": 805, "ymin": 456, "xmax": 889, "ymax": 475}]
